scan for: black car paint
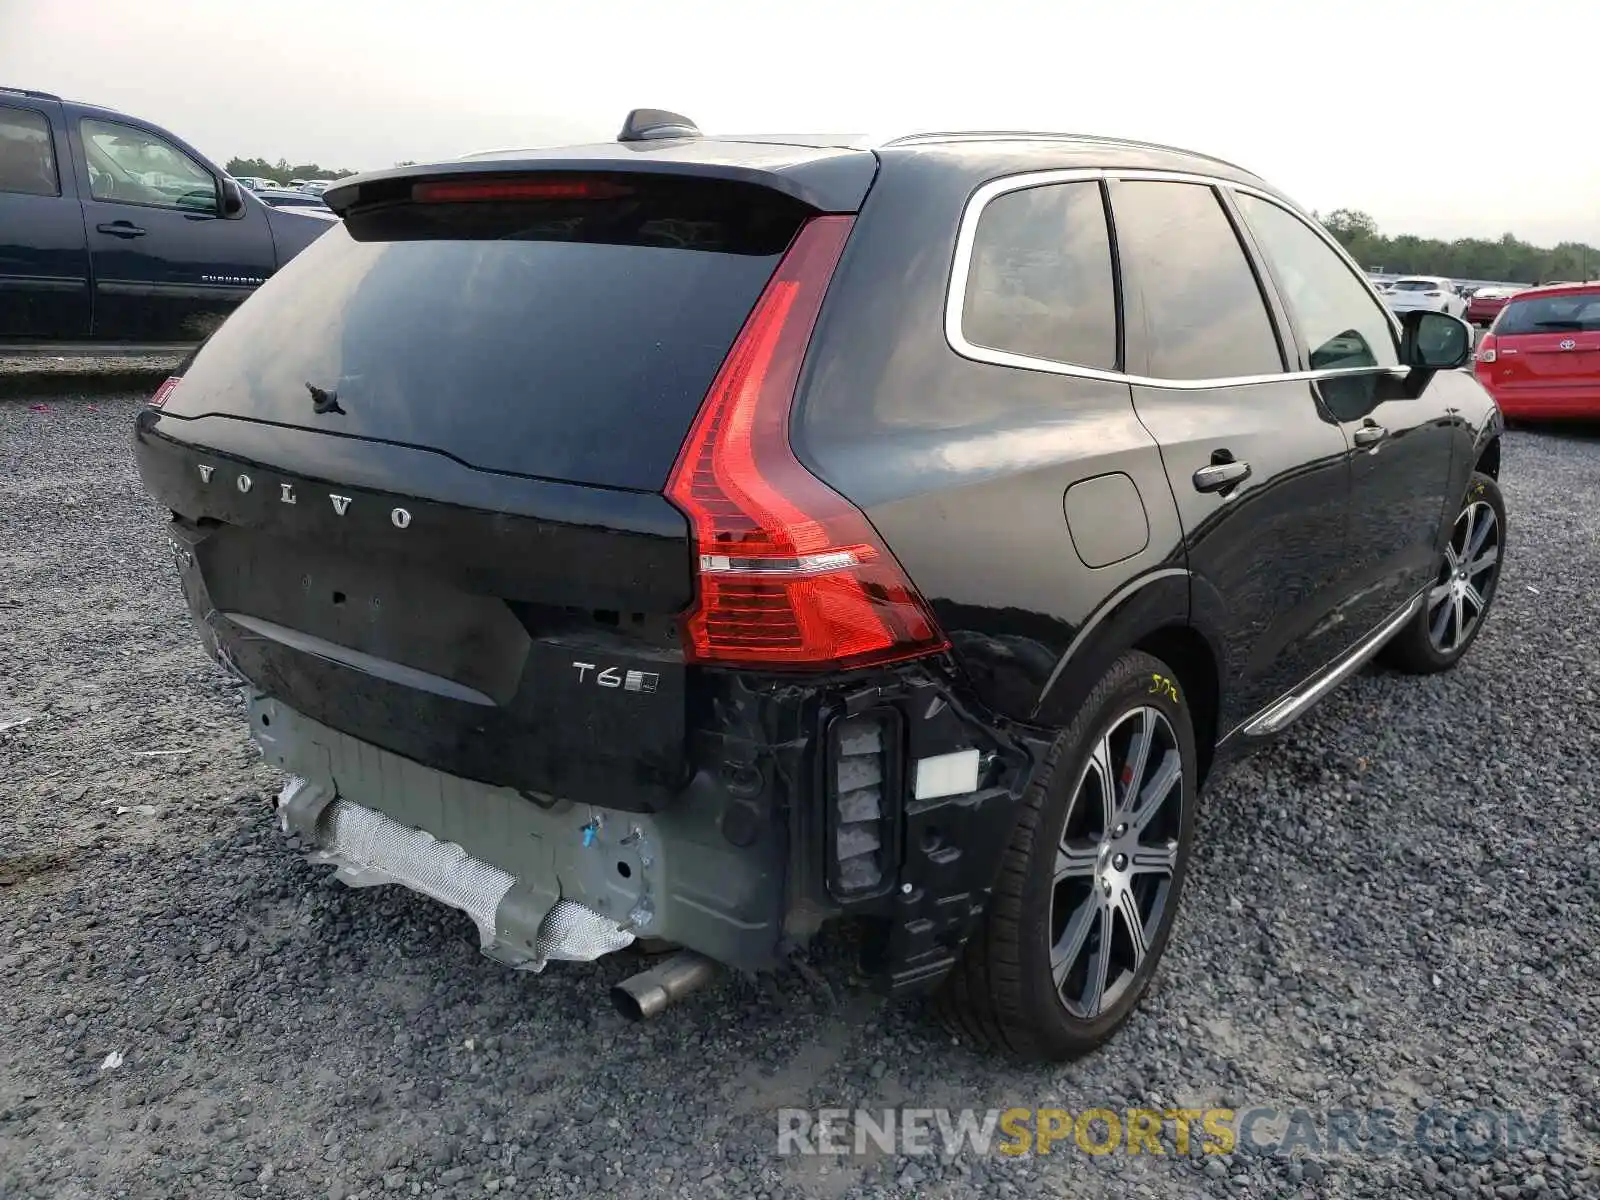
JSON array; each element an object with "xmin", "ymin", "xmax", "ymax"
[
  {"xmin": 133, "ymin": 133, "xmax": 1499, "ymax": 988},
  {"xmin": 795, "ymin": 142, "xmax": 1496, "ymax": 750},
  {"xmin": 0, "ymin": 90, "xmax": 331, "ymax": 345}
]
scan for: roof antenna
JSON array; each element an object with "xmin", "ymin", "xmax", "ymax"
[{"xmin": 618, "ymin": 108, "xmax": 701, "ymax": 143}]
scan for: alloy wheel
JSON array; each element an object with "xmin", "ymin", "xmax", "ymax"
[
  {"xmin": 1427, "ymin": 499, "xmax": 1500, "ymax": 655},
  {"xmin": 1049, "ymin": 706, "xmax": 1184, "ymax": 1020}
]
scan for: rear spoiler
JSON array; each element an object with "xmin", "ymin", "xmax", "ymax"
[{"xmin": 323, "ymin": 144, "xmax": 878, "ymax": 218}]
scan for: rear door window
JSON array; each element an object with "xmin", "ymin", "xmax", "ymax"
[
  {"xmin": 1110, "ymin": 181, "xmax": 1285, "ymax": 381},
  {"xmin": 960, "ymin": 180, "xmax": 1119, "ymax": 371},
  {"xmin": 1496, "ymin": 292, "xmax": 1600, "ymax": 334},
  {"xmin": 0, "ymin": 106, "xmax": 59, "ymax": 197},
  {"xmin": 1233, "ymin": 192, "xmax": 1399, "ymax": 371}
]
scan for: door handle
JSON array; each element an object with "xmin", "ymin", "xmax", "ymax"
[
  {"xmin": 95, "ymin": 222, "xmax": 147, "ymax": 238},
  {"xmin": 1353, "ymin": 422, "xmax": 1388, "ymax": 448},
  {"xmin": 1192, "ymin": 459, "xmax": 1252, "ymax": 494}
]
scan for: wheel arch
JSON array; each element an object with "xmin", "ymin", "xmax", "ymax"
[
  {"xmin": 1474, "ymin": 435, "xmax": 1501, "ymax": 480},
  {"xmin": 1030, "ymin": 569, "xmax": 1225, "ymax": 786},
  {"xmin": 1130, "ymin": 625, "xmax": 1220, "ymax": 787}
]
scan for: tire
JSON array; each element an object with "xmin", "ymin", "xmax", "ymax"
[
  {"xmin": 935, "ymin": 649, "xmax": 1199, "ymax": 1061},
  {"xmin": 1382, "ymin": 470, "xmax": 1506, "ymax": 675}
]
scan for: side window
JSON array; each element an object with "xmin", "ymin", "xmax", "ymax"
[
  {"xmin": 1110, "ymin": 181, "xmax": 1285, "ymax": 380},
  {"xmin": 80, "ymin": 119, "xmax": 218, "ymax": 214},
  {"xmin": 1234, "ymin": 193, "xmax": 1400, "ymax": 371},
  {"xmin": 0, "ymin": 107, "xmax": 59, "ymax": 197},
  {"xmin": 961, "ymin": 181, "xmax": 1118, "ymax": 372}
]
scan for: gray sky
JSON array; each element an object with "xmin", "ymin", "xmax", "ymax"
[{"xmin": 3, "ymin": 0, "xmax": 1594, "ymax": 247}]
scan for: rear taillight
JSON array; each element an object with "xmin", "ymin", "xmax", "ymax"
[
  {"xmin": 148, "ymin": 376, "xmax": 181, "ymax": 408},
  {"xmin": 1476, "ymin": 335, "xmax": 1497, "ymax": 364},
  {"xmin": 665, "ymin": 215, "xmax": 948, "ymax": 670}
]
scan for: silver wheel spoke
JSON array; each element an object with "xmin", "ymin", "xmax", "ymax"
[
  {"xmin": 1051, "ymin": 899, "xmax": 1097, "ymax": 990},
  {"xmin": 1430, "ymin": 594, "xmax": 1453, "ymax": 645},
  {"xmin": 1130, "ymin": 840, "xmax": 1178, "ymax": 874},
  {"xmin": 1465, "ymin": 545, "xmax": 1498, "ymax": 578},
  {"xmin": 1442, "ymin": 542, "xmax": 1460, "ymax": 572},
  {"xmin": 1115, "ymin": 888, "xmax": 1149, "ymax": 970},
  {"xmin": 1129, "ymin": 751, "xmax": 1181, "ymax": 835},
  {"xmin": 1054, "ymin": 839, "xmax": 1099, "ymax": 883},
  {"xmin": 1078, "ymin": 904, "xmax": 1112, "ymax": 1015},
  {"xmin": 1466, "ymin": 507, "xmax": 1494, "ymax": 559},
  {"xmin": 1463, "ymin": 580, "xmax": 1486, "ymax": 615},
  {"xmin": 1119, "ymin": 709, "xmax": 1155, "ymax": 814},
  {"xmin": 1088, "ymin": 735, "xmax": 1116, "ymax": 832},
  {"xmin": 1451, "ymin": 593, "xmax": 1466, "ymax": 648},
  {"xmin": 1428, "ymin": 581, "xmax": 1454, "ymax": 607}
]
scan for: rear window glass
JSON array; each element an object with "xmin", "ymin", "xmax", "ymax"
[
  {"xmin": 961, "ymin": 181, "xmax": 1119, "ymax": 372},
  {"xmin": 0, "ymin": 105, "xmax": 58, "ymax": 197},
  {"xmin": 171, "ymin": 179, "xmax": 809, "ymax": 491},
  {"xmin": 1496, "ymin": 292, "xmax": 1600, "ymax": 335},
  {"xmin": 1390, "ymin": 280, "xmax": 1443, "ymax": 292}
]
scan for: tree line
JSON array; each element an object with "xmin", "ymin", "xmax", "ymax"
[
  {"xmin": 223, "ymin": 156, "xmax": 360, "ymax": 184},
  {"xmin": 1317, "ymin": 209, "xmax": 1598, "ymax": 284}
]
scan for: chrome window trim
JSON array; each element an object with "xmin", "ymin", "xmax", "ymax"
[{"xmin": 945, "ymin": 166, "xmax": 1406, "ymax": 391}]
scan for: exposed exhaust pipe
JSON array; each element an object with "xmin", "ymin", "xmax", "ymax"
[{"xmin": 611, "ymin": 950, "xmax": 718, "ymax": 1021}]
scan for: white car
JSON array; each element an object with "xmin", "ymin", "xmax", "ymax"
[{"xmin": 1380, "ymin": 277, "xmax": 1468, "ymax": 318}]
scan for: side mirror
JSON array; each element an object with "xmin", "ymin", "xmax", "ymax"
[
  {"xmin": 1399, "ymin": 309, "xmax": 1472, "ymax": 371},
  {"xmin": 220, "ymin": 176, "xmax": 245, "ymax": 218}
]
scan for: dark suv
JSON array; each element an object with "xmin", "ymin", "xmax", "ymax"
[{"xmin": 134, "ymin": 110, "xmax": 1505, "ymax": 1061}]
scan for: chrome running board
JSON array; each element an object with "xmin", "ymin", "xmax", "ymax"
[{"xmin": 1235, "ymin": 590, "xmax": 1424, "ymax": 739}]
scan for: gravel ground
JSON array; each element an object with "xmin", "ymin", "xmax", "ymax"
[
  {"xmin": 0, "ymin": 355, "xmax": 177, "ymax": 401},
  {"xmin": 2, "ymin": 393, "xmax": 1597, "ymax": 1200}
]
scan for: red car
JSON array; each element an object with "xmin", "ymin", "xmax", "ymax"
[
  {"xmin": 1474, "ymin": 282, "xmax": 1600, "ymax": 418},
  {"xmin": 1466, "ymin": 286, "xmax": 1522, "ymax": 326}
]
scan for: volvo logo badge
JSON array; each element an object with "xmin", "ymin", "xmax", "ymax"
[{"xmin": 188, "ymin": 467, "xmax": 410, "ymax": 529}]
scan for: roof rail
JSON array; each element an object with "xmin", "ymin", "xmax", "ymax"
[
  {"xmin": 0, "ymin": 86, "xmax": 63, "ymax": 102},
  {"xmin": 618, "ymin": 108, "xmax": 701, "ymax": 143},
  {"xmin": 881, "ymin": 129, "xmax": 1256, "ymax": 176}
]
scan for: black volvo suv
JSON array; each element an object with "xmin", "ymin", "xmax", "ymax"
[{"xmin": 134, "ymin": 110, "xmax": 1505, "ymax": 1060}]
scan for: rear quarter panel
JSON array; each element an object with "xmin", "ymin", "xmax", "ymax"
[{"xmin": 792, "ymin": 148, "xmax": 1190, "ymax": 727}]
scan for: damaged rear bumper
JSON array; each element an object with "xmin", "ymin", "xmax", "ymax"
[{"xmin": 248, "ymin": 665, "xmax": 1039, "ymax": 991}]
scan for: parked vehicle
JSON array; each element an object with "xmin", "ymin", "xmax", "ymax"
[
  {"xmin": 299, "ymin": 179, "xmax": 335, "ymax": 196},
  {"xmin": 254, "ymin": 187, "xmax": 333, "ymax": 211},
  {"xmin": 1382, "ymin": 276, "xmax": 1469, "ymax": 318},
  {"xmin": 0, "ymin": 87, "xmax": 334, "ymax": 347},
  {"xmin": 134, "ymin": 110, "xmax": 1505, "ymax": 1061},
  {"xmin": 233, "ymin": 176, "xmax": 281, "ymax": 192},
  {"xmin": 1475, "ymin": 282, "xmax": 1600, "ymax": 418},
  {"xmin": 1467, "ymin": 285, "xmax": 1523, "ymax": 326}
]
